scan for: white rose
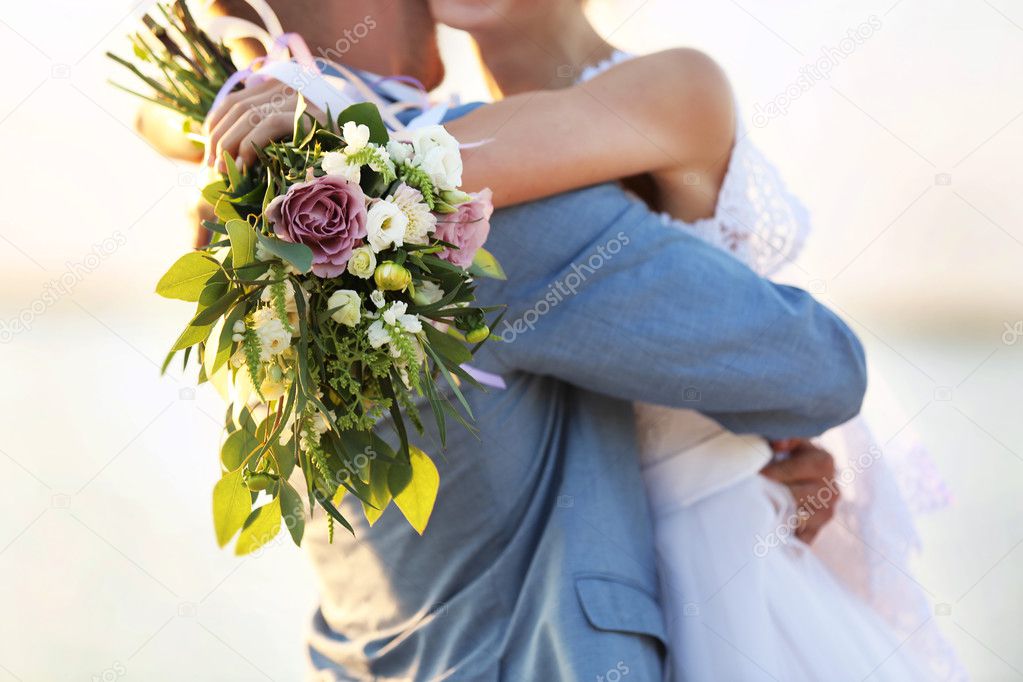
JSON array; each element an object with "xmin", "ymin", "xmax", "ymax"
[
  {"xmin": 342, "ymin": 121, "xmax": 371, "ymax": 152},
  {"xmin": 370, "ymin": 290, "xmax": 387, "ymax": 309},
  {"xmin": 327, "ymin": 289, "xmax": 361, "ymax": 327},
  {"xmin": 367, "ymin": 319, "xmax": 391, "ymax": 348},
  {"xmin": 366, "ymin": 199, "xmax": 409, "ymax": 253},
  {"xmin": 321, "ymin": 150, "xmax": 362, "ymax": 184},
  {"xmin": 347, "ymin": 245, "xmax": 377, "ymax": 279},
  {"xmin": 252, "ymin": 308, "xmax": 291, "ymax": 360},
  {"xmin": 410, "ymin": 125, "xmax": 463, "ymax": 190}
]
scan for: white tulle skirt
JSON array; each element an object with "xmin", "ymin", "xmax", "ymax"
[{"xmin": 645, "ymin": 470, "xmax": 934, "ymax": 681}]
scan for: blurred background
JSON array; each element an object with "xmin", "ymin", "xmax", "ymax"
[{"xmin": 0, "ymin": 0, "xmax": 1020, "ymax": 679}]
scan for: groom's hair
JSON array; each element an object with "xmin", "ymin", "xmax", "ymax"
[{"xmin": 210, "ymin": 0, "xmax": 445, "ymax": 89}]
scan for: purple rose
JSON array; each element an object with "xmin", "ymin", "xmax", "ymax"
[
  {"xmin": 434, "ymin": 189, "xmax": 493, "ymax": 269},
  {"xmin": 265, "ymin": 176, "xmax": 368, "ymax": 277}
]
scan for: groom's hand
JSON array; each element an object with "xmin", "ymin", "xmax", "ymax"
[{"xmin": 761, "ymin": 440, "xmax": 840, "ymax": 544}]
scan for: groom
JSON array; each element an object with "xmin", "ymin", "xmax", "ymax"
[{"xmin": 189, "ymin": 1, "xmax": 867, "ymax": 679}]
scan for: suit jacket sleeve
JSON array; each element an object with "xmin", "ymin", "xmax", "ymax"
[{"xmin": 481, "ymin": 184, "xmax": 867, "ymax": 439}]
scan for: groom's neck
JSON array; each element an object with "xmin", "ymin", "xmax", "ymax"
[{"xmin": 471, "ymin": 5, "xmax": 614, "ymax": 97}]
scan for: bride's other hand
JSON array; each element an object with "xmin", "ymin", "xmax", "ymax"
[
  {"xmin": 761, "ymin": 440, "xmax": 840, "ymax": 544},
  {"xmin": 204, "ymin": 80, "xmax": 324, "ymax": 172}
]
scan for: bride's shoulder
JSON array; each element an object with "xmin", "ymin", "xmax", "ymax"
[{"xmin": 582, "ymin": 48, "xmax": 735, "ymax": 166}]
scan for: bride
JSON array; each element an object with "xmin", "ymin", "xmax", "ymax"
[
  {"xmin": 205, "ymin": 1, "xmax": 963, "ymax": 679},
  {"xmin": 426, "ymin": 2, "xmax": 965, "ymax": 679}
]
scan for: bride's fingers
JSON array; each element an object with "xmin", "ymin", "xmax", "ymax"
[
  {"xmin": 204, "ymin": 78, "xmax": 283, "ymax": 135},
  {"xmin": 207, "ymin": 92, "xmax": 296, "ymax": 167}
]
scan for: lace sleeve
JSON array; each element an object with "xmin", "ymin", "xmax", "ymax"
[{"xmin": 662, "ymin": 122, "xmax": 812, "ymax": 277}]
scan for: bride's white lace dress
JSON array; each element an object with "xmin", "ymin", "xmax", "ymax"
[{"xmin": 581, "ymin": 52, "xmax": 966, "ymax": 681}]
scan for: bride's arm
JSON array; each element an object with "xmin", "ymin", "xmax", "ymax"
[{"xmin": 448, "ymin": 48, "xmax": 736, "ymax": 207}]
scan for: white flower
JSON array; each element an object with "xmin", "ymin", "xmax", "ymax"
[
  {"xmin": 321, "ymin": 150, "xmax": 362, "ymax": 184},
  {"xmin": 311, "ymin": 409, "xmax": 335, "ymax": 435},
  {"xmin": 342, "ymin": 121, "xmax": 371, "ymax": 153},
  {"xmin": 382, "ymin": 301, "xmax": 423, "ymax": 334},
  {"xmin": 367, "ymin": 319, "xmax": 391, "ymax": 348},
  {"xmin": 413, "ymin": 280, "xmax": 444, "ymax": 305},
  {"xmin": 387, "ymin": 139, "xmax": 413, "ymax": 165},
  {"xmin": 370, "ymin": 290, "xmax": 387, "ymax": 309},
  {"xmin": 252, "ymin": 308, "xmax": 291, "ymax": 360},
  {"xmin": 347, "ymin": 245, "xmax": 377, "ymax": 279},
  {"xmin": 365, "ymin": 199, "xmax": 409, "ymax": 253},
  {"xmin": 389, "ymin": 184, "xmax": 437, "ymax": 244},
  {"xmin": 327, "ymin": 289, "xmax": 361, "ymax": 327},
  {"xmin": 410, "ymin": 125, "xmax": 463, "ymax": 190}
]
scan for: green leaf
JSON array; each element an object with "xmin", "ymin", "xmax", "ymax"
[
  {"xmin": 235, "ymin": 497, "xmax": 282, "ymax": 555},
  {"xmin": 361, "ymin": 458, "xmax": 392, "ymax": 526},
  {"xmin": 338, "ymin": 102, "xmax": 388, "ymax": 145},
  {"xmin": 255, "ymin": 233, "xmax": 313, "ymax": 274},
  {"xmin": 292, "ymin": 93, "xmax": 308, "ymax": 144},
  {"xmin": 221, "ymin": 428, "xmax": 258, "ymax": 472},
  {"xmin": 223, "ymin": 151, "xmax": 242, "ymax": 190},
  {"xmin": 201, "ymin": 179, "xmax": 228, "ymax": 206},
  {"xmin": 191, "ymin": 288, "xmax": 241, "ymax": 326},
  {"xmin": 210, "ymin": 304, "xmax": 244, "ymax": 375},
  {"xmin": 171, "ymin": 319, "xmax": 214, "ymax": 351},
  {"xmin": 155, "ymin": 252, "xmax": 220, "ymax": 301},
  {"xmin": 422, "ymin": 323, "xmax": 472, "ymax": 366},
  {"xmin": 225, "ymin": 219, "xmax": 257, "ymax": 268},
  {"xmin": 469, "ymin": 247, "xmax": 506, "ymax": 280},
  {"xmin": 214, "ymin": 194, "xmax": 243, "ymax": 223},
  {"xmin": 393, "ymin": 447, "xmax": 439, "ymax": 535},
  {"xmin": 213, "ymin": 468, "xmax": 251, "ymax": 547},
  {"xmin": 280, "ymin": 482, "xmax": 305, "ymax": 547},
  {"xmin": 387, "ymin": 461, "xmax": 413, "ymax": 498}
]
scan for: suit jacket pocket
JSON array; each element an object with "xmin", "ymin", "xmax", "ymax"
[{"xmin": 574, "ymin": 573, "xmax": 668, "ymax": 649}]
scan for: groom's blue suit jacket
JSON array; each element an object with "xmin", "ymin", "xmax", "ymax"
[{"xmin": 303, "ymin": 103, "xmax": 867, "ymax": 680}]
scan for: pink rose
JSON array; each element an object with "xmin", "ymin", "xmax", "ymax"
[
  {"xmin": 434, "ymin": 189, "xmax": 493, "ymax": 269},
  {"xmin": 265, "ymin": 176, "xmax": 368, "ymax": 277}
]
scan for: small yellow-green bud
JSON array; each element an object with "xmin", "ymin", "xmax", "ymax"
[
  {"xmin": 440, "ymin": 189, "xmax": 472, "ymax": 205},
  {"xmin": 465, "ymin": 326, "xmax": 490, "ymax": 344},
  {"xmin": 374, "ymin": 262, "xmax": 412, "ymax": 291},
  {"xmin": 244, "ymin": 472, "xmax": 275, "ymax": 491}
]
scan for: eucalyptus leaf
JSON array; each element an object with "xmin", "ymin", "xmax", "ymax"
[
  {"xmin": 155, "ymin": 252, "xmax": 220, "ymax": 301},
  {"xmin": 221, "ymin": 428, "xmax": 258, "ymax": 472},
  {"xmin": 361, "ymin": 458, "xmax": 392, "ymax": 526},
  {"xmin": 191, "ymin": 288, "xmax": 241, "ymax": 326},
  {"xmin": 213, "ymin": 467, "xmax": 251, "ymax": 547},
  {"xmin": 393, "ymin": 447, "xmax": 439, "ymax": 535},
  {"xmin": 469, "ymin": 247, "xmax": 507, "ymax": 280},
  {"xmin": 256, "ymin": 233, "xmax": 313, "ymax": 274},
  {"xmin": 225, "ymin": 219, "xmax": 257, "ymax": 268},
  {"xmin": 338, "ymin": 102, "xmax": 388, "ymax": 145},
  {"xmin": 235, "ymin": 497, "xmax": 282, "ymax": 555},
  {"xmin": 280, "ymin": 482, "xmax": 305, "ymax": 547}
]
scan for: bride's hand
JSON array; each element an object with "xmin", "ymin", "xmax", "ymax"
[
  {"xmin": 761, "ymin": 440, "xmax": 839, "ymax": 544},
  {"xmin": 203, "ymin": 79, "xmax": 325, "ymax": 173}
]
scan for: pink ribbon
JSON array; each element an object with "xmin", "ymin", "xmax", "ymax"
[{"xmin": 209, "ymin": 32, "xmax": 317, "ymax": 114}]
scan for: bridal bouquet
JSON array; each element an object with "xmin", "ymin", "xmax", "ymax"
[{"xmin": 110, "ymin": 2, "xmax": 505, "ymax": 554}]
